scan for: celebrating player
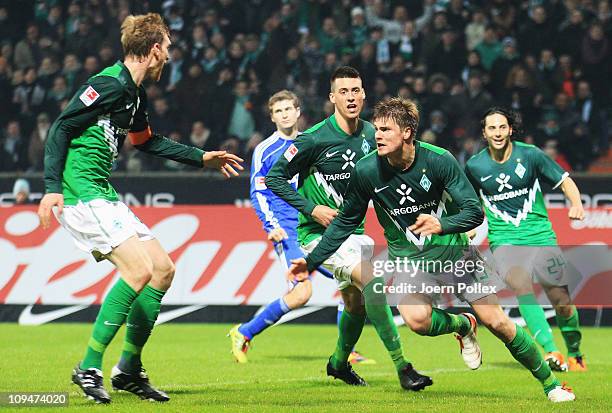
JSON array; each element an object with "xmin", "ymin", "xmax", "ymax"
[
  {"xmin": 465, "ymin": 107, "xmax": 585, "ymax": 372},
  {"xmin": 37, "ymin": 13, "xmax": 243, "ymax": 404},
  {"xmin": 229, "ymin": 90, "xmax": 372, "ymax": 365},
  {"xmin": 266, "ymin": 67, "xmax": 426, "ymax": 391},
  {"xmin": 290, "ymin": 97, "xmax": 575, "ymax": 402}
]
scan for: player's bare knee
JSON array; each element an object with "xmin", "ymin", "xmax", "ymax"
[
  {"xmin": 405, "ymin": 312, "xmax": 431, "ymax": 335},
  {"xmin": 130, "ymin": 267, "xmax": 154, "ymax": 292},
  {"xmin": 554, "ymin": 304, "xmax": 573, "ymax": 318},
  {"xmin": 153, "ymin": 260, "xmax": 175, "ymax": 290},
  {"xmin": 504, "ymin": 267, "xmax": 533, "ymax": 295}
]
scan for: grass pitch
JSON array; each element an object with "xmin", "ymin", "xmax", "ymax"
[{"xmin": 0, "ymin": 323, "xmax": 609, "ymax": 412}]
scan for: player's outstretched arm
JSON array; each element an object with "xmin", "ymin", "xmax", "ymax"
[{"xmin": 560, "ymin": 177, "xmax": 585, "ymax": 220}]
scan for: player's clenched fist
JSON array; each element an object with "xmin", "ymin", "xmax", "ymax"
[
  {"xmin": 568, "ymin": 205, "xmax": 585, "ymax": 221},
  {"xmin": 311, "ymin": 205, "xmax": 338, "ymax": 227},
  {"xmin": 408, "ymin": 213, "xmax": 442, "ymax": 236},
  {"xmin": 268, "ymin": 227, "xmax": 289, "ymax": 242}
]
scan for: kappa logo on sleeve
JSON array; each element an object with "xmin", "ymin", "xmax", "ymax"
[
  {"xmin": 284, "ymin": 144, "xmax": 298, "ymax": 161},
  {"xmin": 254, "ymin": 176, "xmax": 267, "ymax": 190},
  {"xmin": 79, "ymin": 85, "xmax": 100, "ymax": 106}
]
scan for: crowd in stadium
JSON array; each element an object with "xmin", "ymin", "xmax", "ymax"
[{"xmin": 0, "ymin": 0, "xmax": 609, "ymax": 173}]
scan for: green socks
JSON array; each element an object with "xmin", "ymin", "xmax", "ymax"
[
  {"xmin": 428, "ymin": 308, "xmax": 471, "ymax": 337},
  {"xmin": 81, "ymin": 278, "xmax": 138, "ymax": 370},
  {"xmin": 518, "ymin": 293, "xmax": 557, "ymax": 353},
  {"xmin": 330, "ymin": 310, "xmax": 366, "ymax": 370},
  {"xmin": 118, "ymin": 285, "xmax": 166, "ymax": 374},
  {"xmin": 505, "ymin": 325, "xmax": 560, "ymax": 394},
  {"xmin": 363, "ymin": 279, "xmax": 409, "ymax": 371},
  {"xmin": 556, "ymin": 305, "xmax": 582, "ymax": 357}
]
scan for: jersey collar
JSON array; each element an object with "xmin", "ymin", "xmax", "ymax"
[
  {"xmin": 328, "ymin": 114, "xmax": 363, "ymax": 138},
  {"xmin": 117, "ymin": 60, "xmax": 137, "ymax": 89}
]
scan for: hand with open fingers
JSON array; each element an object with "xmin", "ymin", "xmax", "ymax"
[
  {"xmin": 568, "ymin": 205, "xmax": 585, "ymax": 220},
  {"xmin": 408, "ymin": 213, "xmax": 442, "ymax": 236},
  {"xmin": 268, "ymin": 227, "xmax": 289, "ymax": 242},
  {"xmin": 37, "ymin": 193, "xmax": 64, "ymax": 229},
  {"xmin": 203, "ymin": 150, "xmax": 244, "ymax": 178},
  {"xmin": 288, "ymin": 258, "xmax": 310, "ymax": 282},
  {"xmin": 311, "ymin": 205, "xmax": 338, "ymax": 227}
]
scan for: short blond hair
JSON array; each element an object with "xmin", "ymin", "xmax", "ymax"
[
  {"xmin": 372, "ymin": 97, "xmax": 420, "ymax": 133},
  {"xmin": 268, "ymin": 90, "xmax": 300, "ymax": 114},
  {"xmin": 121, "ymin": 13, "xmax": 170, "ymax": 58}
]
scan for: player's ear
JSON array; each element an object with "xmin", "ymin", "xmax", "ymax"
[
  {"xmin": 329, "ymin": 92, "xmax": 335, "ymax": 104},
  {"xmin": 403, "ymin": 127, "xmax": 412, "ymax": 141},
  {"xmin": 508, "ymin": 126, "xmax": 513, "ymax": 137},
  {"xmin": 295, "ymin": 106, "xmax": 301, "ymax": 118}
]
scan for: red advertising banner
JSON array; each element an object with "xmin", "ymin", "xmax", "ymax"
[{"xmin": 0, "ymin": 206, "xmax": 610, "ymax": 307}]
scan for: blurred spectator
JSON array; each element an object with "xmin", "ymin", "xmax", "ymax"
[
  {"xmin": 27, "ymin": 112, "xmax": 50, "ymax": 171},
  {"xmin": 189, "ymin": 121, "xmax": 212, "ymax": 150},
  {"xmin": 556, "ymin": 9, "xmax": 586, "ymax": 62},
  {"xmin": 519, "ymin": 6, "xmax": 555, "ymax": 58},
  {"xmin": 581, "ymin": 22, "xmax": 610, "ymax": 106},
  {"xmin": 149, "ymin": 98, "xmax": 177, "ymax": 138},
  {"xmin": 13, "ymin": 67, "xmax": 46, "ymax": 125},
  {"xmin": 350, "ymin": 7, "xmax": 368, "ymax": 52},
  {"xmin": 227, "ymin": 80, "xmax": 256, "ymax": 148},
  {"xmin": 398, "ymin": 20, "xmax": 422, "ymax": 65},
  {"xmin": 427, "ymin": 29, "xmax": 465, "ymax": 82},
  {"xmin": 465, "ymin": 9, "xmax": 487, "ymax": 51},
  {"xmin": 575, "ymin": 80, "xmax": 608, "ymax": 152},
  {"xmin": 14, "ymin": 23, "xmax": 41, "ymax": 70},
  {"xmin": 543, "ymin": 139, "xmax": 572, "ymax": 172},
  {"xmin": 12, "ymin": 178, "xmax": 31, "ymax": 205},
  {"xmin": 0, "ymin": 120, "xmax": 29, "ymax": 172},
  {"xmin": 475, "ymin": 26, "xmax": 502, "ymax": 71}
]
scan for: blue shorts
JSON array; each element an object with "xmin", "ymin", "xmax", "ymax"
[{"xmin": 273, "ymin": 237, "xmax": 334, "ymax": 286}]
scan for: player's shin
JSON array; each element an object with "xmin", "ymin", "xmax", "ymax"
[
  {"xmin": 362, "ymin": 278, "xmax": 409, "ymax": 371},
  {"xmin": 238, "ymin": 297, "xmax": 291, "ymax": 340},
  {"xmin": 556, "ymin": 305, "xmax": 582, "ymax": 357},
  {"xmin": 82, "ymin": 278, "xmax": 139, "ymax": 370},
  {"xmin": 331, "ymin": 310, "xmax": 366, "ymax": 369},
  {"xmin": 118, "ymin": 285, "xmax": 165, "ymax": 374},
  {"xmin": 518, "ymin": 293, "xmax": 558, "ymax": 353},
  {"xmin": 505, "ymin": 325, "xmax": 560, "ymax": 394}
]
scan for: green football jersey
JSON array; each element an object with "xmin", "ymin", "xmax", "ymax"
[
  {"xmin": 266, "ymin": 114, "xmax": 376, "ymax": 245},
  {"xmin": 305, "ymin": 141, "xmax": 483, "ymax": 271},
  {"xmin": 465, "ymin": 141, "xmax": 569, "ymax": 247},
  {"xmin": 44, "ymin": 61, "xmax": 204, "ymax": 205}
]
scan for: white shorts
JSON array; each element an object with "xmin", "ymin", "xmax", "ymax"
[
  {"xmin": 493, "ymin": 245, "xmax": 569, "ymax": 287},
  {"xmin": 56, "ymin": 199, "xmax": 153, "ymax": 261},
  {"xmin": 302, "ymin": 234, "xmax": 374, "ymax": 290}
]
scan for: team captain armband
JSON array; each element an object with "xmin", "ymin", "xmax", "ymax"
[{"xmin": 128, "ymin": 126, "xmax": 152, "ymax": 145}]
